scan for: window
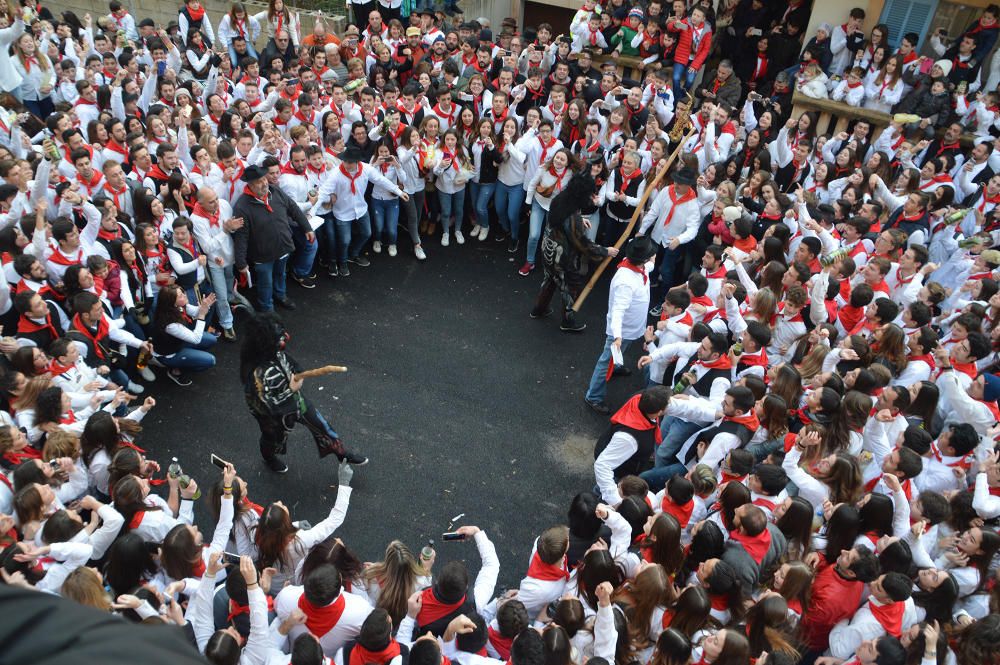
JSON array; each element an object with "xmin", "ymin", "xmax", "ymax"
[{"xmin": 879, "ymin": 0, "xmax": 939, "ymax": 49}]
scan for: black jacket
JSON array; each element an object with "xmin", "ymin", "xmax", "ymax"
[{"xmin": 231, "ymin": 184, "xmax": 311, "ymax": 269}]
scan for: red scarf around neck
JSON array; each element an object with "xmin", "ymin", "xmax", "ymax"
[
  {"xmin": 868, "ymin": 598, "xmax": 904, "ymax": 637},
  {"xmin": 728, "ymin": 526, "xmax": 772, "ymax": 565},
  {"xmin": 350, "ymin": 640, "xmax": 402, "ymax": 665},
  {"xmin": 297, "ymin": 592, "xmax": 346, "ymax": 637},
  {"xmin": 526, "ymin": 552, "xmax": 569, "ymax": 581},
  {"xmin": 609, "ymin": 393, "xmax": 662, "ymax": 443},
  {"xmin": 417, "ymin": 587, "xmax": 466, "ymax": 625}
]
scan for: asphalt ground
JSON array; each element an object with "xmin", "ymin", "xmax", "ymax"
[{"xmin": 137, "ymin": 234, "xmax": 650, "ymax": 587}]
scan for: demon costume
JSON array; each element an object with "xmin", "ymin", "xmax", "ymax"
[
  {"xmin": 531, "ymin": 173, "xmax": 611, "ymax": 332},
  {"xmin": 239, "ymin": 313, "xmax": 367, "ymax": 472}
]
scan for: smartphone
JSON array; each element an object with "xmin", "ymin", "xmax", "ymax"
[
  {"xmin": 210, "ymin": 453, "xmax": 230, "ymax": 470},
  {"xmin": 221, "ymin": 552, "xmax": 241, "ymax": 565},
  {"xmin": 442, "ymin": 531, "xmax": 466, "ymax": 541},
  {"xmin": 48, "ymin": 459, "xmax": 60, "ymax": 469},
  {"xmin": 157, "ymin": 60, "xmax": 167, "ymax": 76}
]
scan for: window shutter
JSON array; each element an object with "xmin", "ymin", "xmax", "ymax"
[{"xmin": 880, "ymin": 0, "xmax": 938, "ymax": 49}]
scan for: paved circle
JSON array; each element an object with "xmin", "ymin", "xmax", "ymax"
[{"xmin": 140, "ymin": 241, "xmax": 643, "ymax": 585}]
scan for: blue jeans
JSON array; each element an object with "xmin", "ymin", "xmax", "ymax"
[
  {"xmin": 334, "ymin": 212, "xmax": 372, "ymax": 263},
  {"xmin": 253, "ymin": 256, "xmax": 289, "ymax": 311},
  {"xmin": 207, "ymin": 262, "xmax": 251, "ymax": 329},
  {"xmin": 470, "ymin": 181, "xmax": 496, "ymax": 229},
  {"xmin": 438, "ymin": 189, "xmax": 465, "ymax": 232},
  {"xmin": 639, "ymin": 416, "xmax": 703, "ymax": 491},
  {"xmin": 672, "ymin": 64, "xmax": 698, "ymax": 100},
  {"xmin": 317, "ymin": 215, "xmax": 336, "ymax": 264},
  {"xmin": 160, "ymin": 333, "xmax": 217, "ymax": 372},
  {"xmin": 526, "ymin": 200, "xmax": 548, "ymax": 265},
  {"xmin": 585, "ymin": 335, "xmax": 635, "ymax": 405},
  {"xmin": 494, "ymin": 182, "xmax": 525, "ymax": 239},
  {"xmin": 292, "ymin": 227, "xmax": 318, "ymax": 278},
  {"xmin": 371, "ymin": 198, "xmax": 401, "ymax": 244},
  {"xmin": 653, "ymin": 244, "xmax": 682, "ymax": 299}
]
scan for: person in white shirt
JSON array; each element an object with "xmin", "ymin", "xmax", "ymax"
[
  {"xmin": 189, "ymin": 187, "xmax": 251, "ymax": 341},
  {"xmin": 584, "ymin": 237, "xmax": 657, "ymax": 414},
  {"xmin": 314, "ymin": 146, "xmax": 408, "ymax": 276},
  {"xmin": 637, "ymin": 167, "xmax": 701, "ymax": 306}
]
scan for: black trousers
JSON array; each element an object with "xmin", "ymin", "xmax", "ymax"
[{"xmin": 253, "ymin": 398, "xmax": 346, "ymax": 460}]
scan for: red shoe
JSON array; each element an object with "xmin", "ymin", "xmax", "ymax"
[{"xmin": 518, "ymin": 262, "xmax": 535, "ymax": 276}]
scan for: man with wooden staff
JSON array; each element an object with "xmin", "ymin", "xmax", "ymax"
[
  {"xmin": 239, "ymin": 312, "xmax": 368, "ymax": 473},
  {"xmin": 635, "ymin": 166, "xmax": 701, "ymax": 316},
  {"xmin": 584, "ymin": 237, "xmax": 658, "ymax": 415}
]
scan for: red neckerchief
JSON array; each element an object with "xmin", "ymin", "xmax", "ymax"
[
  {"xmin": 102, "ymin": 182, "xmax": 128, "ymax": 210},
  {"xmin": 416, "ymin": 587, "xmax": 466, "ymax": 625},
  {"xmin": 76, "ymin": 170, "xmax": 103, "ymax": 194},
  {"xmin": 951, "ymin": 362, "xmax": 979, "ymax": 381},
  {"xmin": 293, "ymin": 108, "xmax": 315, "ymax": 125},
  {"xmin": 752, "ymin": 495, "xmax": 777, "ymax": 511},
  {"xmin": 547, "ymin": 166, "xmax": 567, "ymax": 192},
  {"xmin": 350, "ymin": 639, "xmax": 402, "ymax": 665},
  {"xmin": 661, "ymin": 185, "xmax": 697, "ymax": 228},
  {"xmin": 60, "ymin": 409, "xmax": 77, "ymax": 425},
  {"xmin": 192, "ymin": 202, "xmax": 220, "ymax": 228},
  {"xmin": 22, "ymin": 55, "xmax": 40, "ymax": 72},
  {"xmin": 930, "ymin": 441, "xmax": 975, "ymax": 469},
  {"xmin": 17, "ymin": 313, "xmax": 59, "ymax": 339},
  {"xmin": 147, "ymin": 164, "xmax": 173, "ymax": 182},
  {"xmin": 537, "ymin": 136, "xmax": 557, "ymax": 164},
  {"xmin": 280, "ymin": 162, "xmax": 306, "ymax": 177},
  {"xmin": 526, "ymin": 552, "xmax": 569, "ymax": 581},
  {"xmin": 227, "ymin": 594, "xmax": 276, "ymax": 622},
  {"xmin": 433, "ymin": 102, "xmax": 456, "ymax": 125},
  {"xmin": 242, "ymin": 185, "xmax": 272, "ymax": 212},
  {"xmin": 488, "ymin": 626, "xmax": 514, "ymax": 660},
  {"xmin": 105, "ymin": 138, "xmax": 129, "ymax": 161},
  {"xmin": 907, "ymin": 353, "xmax": 936, "ymax": 372},
  {"xmin": 298, "ymin": 592, "xmax": 346, "ymax": 637},
  {"xmin": 865, "ymin": 473, "xmax": 913, "ymax": 500},
  {"xmin": 126, "ymin": 258, "xmax": 146, "ymax": 285},
  {"xmin": 185, "ymin": 2, "xmax": 206, "ymax": 21},
  {"xmin": 47, "ymin": 359, "xmax": 74, "ymax": 377},
  {"xmin": 661, "ymin": 497, "xmax": 694, "ymax": 527},
  {"xmin": 868, "ymin": 598, "xmax": 904, "ymax": 638},
  {"xmin": 340, "ymin": 163, "xmax": 362, "ymax": 194},
  {"xmin": 729, "ymin": 527, "xmax": 772, "ymax": 565},
  {"xmin": 618, "ymin": 258, "xmax": 647, "ymax": 284},
  {"xmin": 609, "ymin": 393, "xmax": 662, "ymax": 443},
  {"xmin": 734, "ymin": 338, "xmax": 768, "ymax": 366},
  {"xmin": 617, "ymin": 168, "xmax": 642, "ymax": 196},
  {"xmin": 2, "ymin": 447, "xmax": 42, "ymax": 466},
  {"xmin": 242, "ymin": 496, "xmax": 264, "ymax": 516},
  {"xmin": 97, "ymin": 223, "xmax": 122, "ymax": 243},
  {"xmin": 577, "ymin": 137, "xmax": 600, "ymax": 155},
  {"xmin": 979, "ymin": 191, "xmax": 1000, "ymax": 213},
  {"xmin": 752, "ymin": 54, "xmax": 768, "ymax": 81},
  {"xmin": 696, "ymin": 354, "xmax": 733, "ymax": 371},
  {"xmin": 128, "ymin": 510, "xmax": 146, "ymax": 529}
]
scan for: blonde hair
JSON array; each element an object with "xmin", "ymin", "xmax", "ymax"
[
  {"xmin": 11, "ymin": 376, "xmax": 52, "ymax": 412},
  {"xmin": 14, "ymin": 35, "xmax": 51, "ymax": 72},
  {"xmin": 43, "ymin": 431, "xmax": 81, "ymax": 462},
  {"xmin": 362, "ymin": 541, "xmax": 425, "ymax": 625},
  {"xmin": 62, "ymin": 567, "xmax": 111, "ymax": 611}
]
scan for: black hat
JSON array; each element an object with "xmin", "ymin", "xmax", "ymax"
[
  {"xmin": 241, "ymin": 164, "xmax": 268, "ymax": 182},
  {"xmin": 340, "ymin": 146, "xmax": 365, "ymax": 163},
  {"xmin": 417, "ymin": 8, "xmax": 436, "ymax": 19},
  {"xmin": 673, "ymin": 167, "xmax": 697, "ymax": 187},
  {"xmin": 625, "ymin": 236, "xmax": 656, "ymax": 264},
  {"xmin": 138, "ymin": 18, "xmax": 155, "ymax": 28}
]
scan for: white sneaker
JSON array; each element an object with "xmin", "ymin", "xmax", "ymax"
[
  {"xmin": 455, "ymin": 230, "xmax": 465, "ymax": 244},
  {"xmin": 441, "ymin": 232, "xmax": 450, "ymax": 246},
  {"xmin": 388, "ymin": 244, "xmax": 397, "ymax": 256},
  {"xmin": 127, "ymin": 381, "xmax": 145, "ymax": 394},
  {"xmin": 415, "ymin": 246, "xmax": 427, "ymax": 260},
  {"xmin": 373, "ymin": 241, "xmax": 382, "ymax": 254},
  {"xmin": 139, "ymin": 366, "xmax": 156, "ymax": 381},
  {"xmin": 470, "ymin": 224, "xmax": 481, "ymax": 237},
  {"xmin": 478, "ymin": 226, "xmax": 489, "ymax": 241}
]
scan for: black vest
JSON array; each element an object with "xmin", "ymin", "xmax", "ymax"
[
  {"xmin": 674, "ymin": 355, "xmax": 731, "ymax": 398},
  {"xmin": 684, "ymin": 419, "xmax": 755, "ymax": 464},
  {"xmin": 607, "ymin": 170, "xmax": 644, "ymax": 221},
  {"xmin": 774, "ymin": 159, "xmax": 811, "ymax": 193},
  {"xmin": 169, "ymin": 243, "xmax": 199, "ymax": 290},
  {"xmin": 594, "ymin": 420, "xmax": 658, "ymax": 480},
  {"xmin": 151, "ymin": 316, "xmax": 192, "ymax": 356}
]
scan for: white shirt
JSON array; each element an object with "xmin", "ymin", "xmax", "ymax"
[
  {"xmin": 315, "ymin": 163, "xmax": 404, "ymax": 220},
  {"xmin": 638, "ymin": 186, "xmax": 701, "ymax": 247},
  {"xmin": 604, "ymin": 262, "xmax": 651, "ymax": 340},
  {"xmin": 274, "ymin": 586, "xmax": 373, "ymax": 657}
]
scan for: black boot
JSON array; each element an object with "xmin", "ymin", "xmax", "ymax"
[{"xmin": 560, "ymin": 309, "xmax": 587, "ymax": 332}]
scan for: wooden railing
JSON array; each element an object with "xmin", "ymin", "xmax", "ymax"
[
  {"xmin": 789, "ymin": 92, "xmax": 893, "ymax": 137},
  {"xmin": 592, "ymin": 54, "xmax": 646, "ymax": 82}
]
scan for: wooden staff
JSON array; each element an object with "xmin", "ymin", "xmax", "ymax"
[
  {"xmin": 294, "ymin": 365, "xmax": 348, "ymax": 381},
  {"xmin": 571, "ymin": 125, "xmax": 699, "ymax": 312}
]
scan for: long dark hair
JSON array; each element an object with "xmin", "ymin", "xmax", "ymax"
[
  {"xmin": 80, "ymin": 410, "xmax": 119, "ymax": 466},
  {"xmin": 254, "ymin": 502, "xmax": 299, "ymax": 570},
  {"xmin": 575, "ymin": 549, "xmax": 624, "ymax": 610},
  {"xmin": 104, "ymin": 532, "xmax": 159, "ymax": 596},
  {"xmin": 679, "ymin": 521, "xmax": 724, "ymax": 579},
  {"xmin": 822, "ymin": 503, "xmax": 861, "ymax": 565},
  {"xmin": 239, "ymin": 313, "xmax": 288, "ymax": 383},
  {"xmin": 776, "ymin": 496, "xmax": 814, "ymax": 559},
  {"xmin": 912, "ymin": 572, "xmax": 959, "ymax": 625},
  {"xmin": 152, "ymin": 284, "xmax": 189, "ymax": 330}
]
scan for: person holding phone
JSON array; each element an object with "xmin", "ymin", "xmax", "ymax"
[{"xmin": 370, "ymin": 142, "xmax": 403, "ymax": 256}]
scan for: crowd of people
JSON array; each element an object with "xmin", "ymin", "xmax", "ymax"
[{"xmin": 1, "ymin": 0, "xmax": 1000, "ymax": 663}]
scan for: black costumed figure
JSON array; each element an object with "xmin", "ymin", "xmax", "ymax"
[
  {"xmin": 530, "ymin": 171, "xmax": 620, "ymax": 332},
  {"xmin": 239, "ymin": 313, "xmax": 368, "ymax": 473}
]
